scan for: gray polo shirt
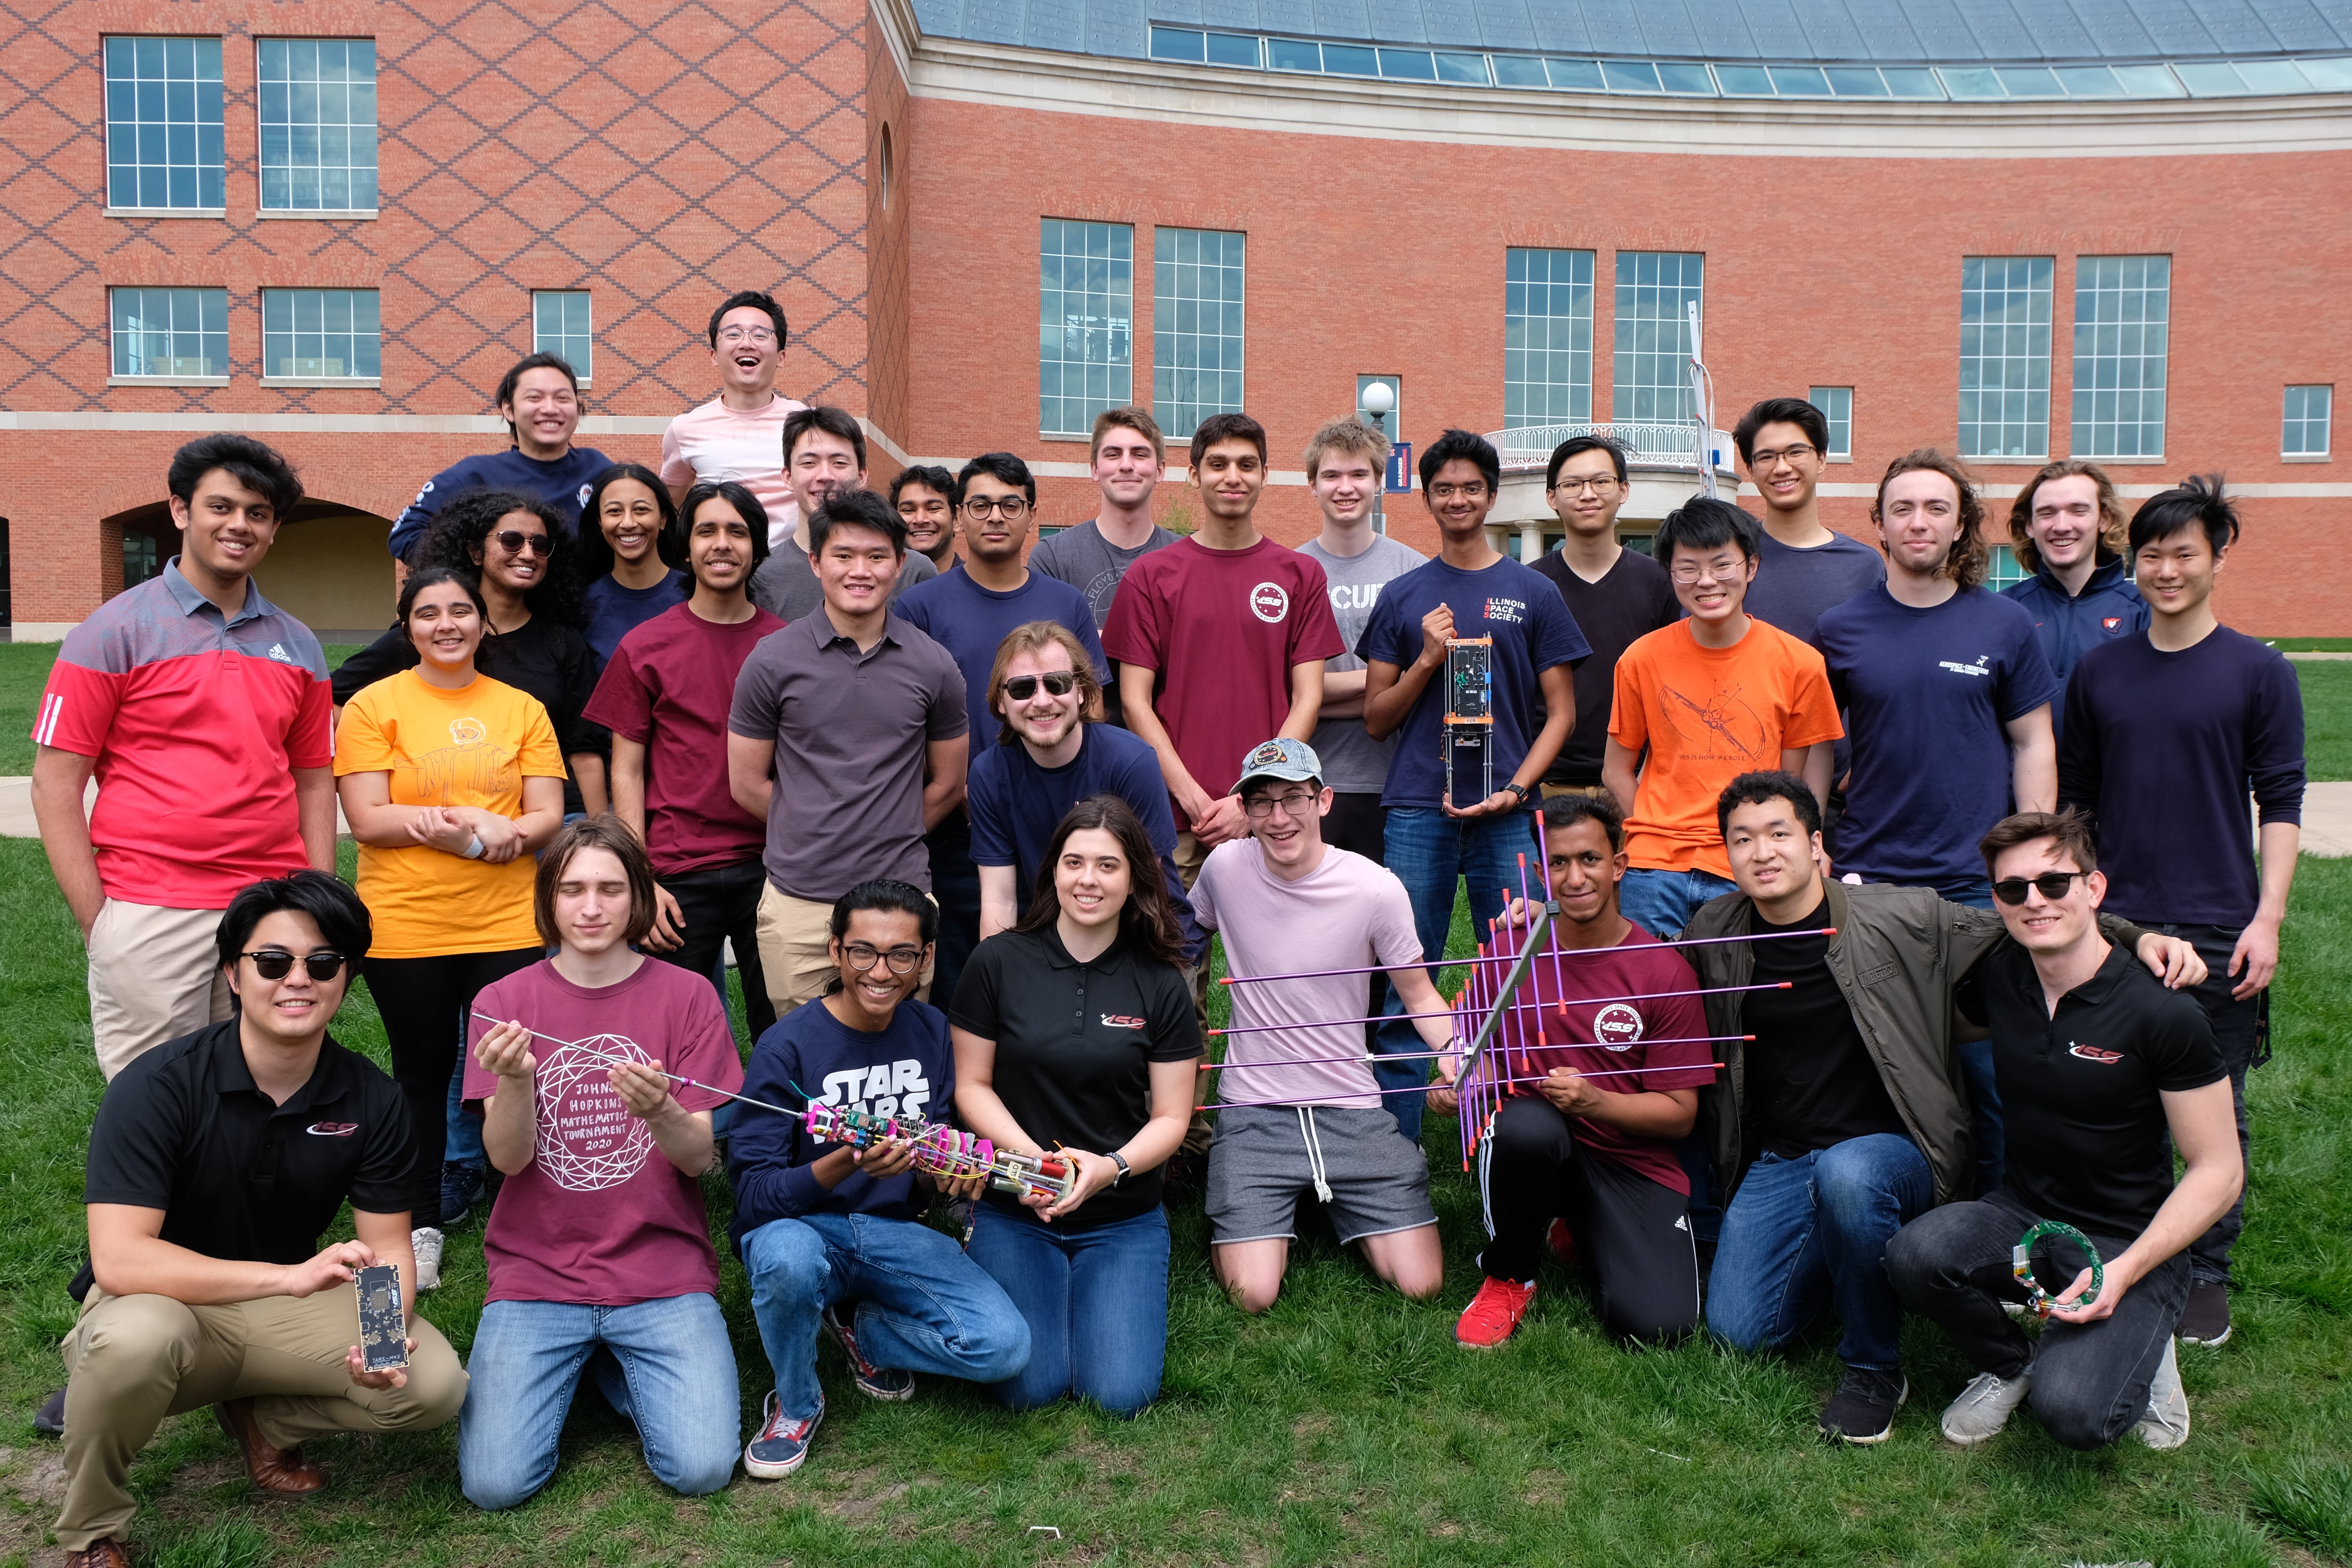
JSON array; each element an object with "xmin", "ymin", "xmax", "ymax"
[{"xmin": 727, "ymin": 612, "xmax": 968, "ymax": 902}]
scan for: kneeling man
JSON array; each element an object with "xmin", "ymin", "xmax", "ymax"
[
  {"xmin": 1886, "ymin": 811, "xmax": 2239, "ymax": 1450},
  {"xmin": 1195, "ymin": 739, "xmax": 1457, "ymax": 1312},
  {"xmin": 61, "ymin": 872, "xmax": 464, "ymax": 1567}
]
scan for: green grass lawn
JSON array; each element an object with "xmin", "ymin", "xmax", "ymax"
[{"xmin": 2, "ymin": 839, "xmax": 2349, "ymax": 1566}]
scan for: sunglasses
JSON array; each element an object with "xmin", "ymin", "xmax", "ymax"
[
  {"xmin": 1991, "ymin": 871, "xmax": 2089, "ymax": 906},
  {"xmin": 491, "ymin": 530, "xmax": 553, "ymax": 556},
  {"xmin": 1003, "ymin": 672, "xmax": 1078, "ymax": 701},
  {"xmin": 241, "ymin": 949, "xmax": 349, "ymax": 982}
]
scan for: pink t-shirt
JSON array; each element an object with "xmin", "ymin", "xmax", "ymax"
[
  {"xmin": 1191, "ymin": 839, "xmax": 1422, "ymax": 1109},
  {"xmin": 1099, "ymin": 536, "xmax": 1345, "ymax": 832},
  {"xmin": 465, "ymin": 958, "xmax": 744, "ymax": 1306},
  {"xmin": 659, "ymin": 394, "xmax": 808, "ymax": 551},
  {"xmin": 1492, "ymin": 924, "xmax": 1716, "ymax": 1192}
]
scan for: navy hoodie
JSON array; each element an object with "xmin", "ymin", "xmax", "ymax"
[
  {"xmin": 385, "ymin": 445, "xmax": 613, "ymax": 561},
  {"xmin": 2003, "ymin": 555, "xmax": 2149, "ymax": 728},
  {"xmin": 727, "ymin": 996, "xmax": 955, "ymax": 1249}
]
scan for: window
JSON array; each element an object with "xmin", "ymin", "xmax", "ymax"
[
  {"xmin": 2284, "ymin": 384, "xmax": 2333, "ymax": 457},
  {"xmin": 103, "ymin": 37, "xmax": 224, "ymax": 212},
  {"xmin": 1958, "ymin": 256, "xmax": 2052, "ymax": 460},
  {"xmin": 260, "ymin": 288, "xmax": 380, "ymax": 382},
  {"xmin": 110, "ymin": 287, "xmax": 229, "ymax": 380},
  {"xmin": 2072, "ymin": 256, "xmax": 2169, "ymax": 459},
  {"xmin": 1809, "ymin": 386, "xmax": 1853, "ymax": 460},
  {"xmin": 124, "ymin": 532, "xmax": 160, "ymax": 589},
  {"xmin": 1504, "ymin": 248, "xmax": 1593, "ymax": 426},
  {"xmin": 533, "ymin": 292, "xmax": 593, "ymax": 382},
  {"xmin": 1152, "ymin": 228, "xmax": 1245, "ymax": 440},
  {"xmin": 1039, "ymin": 219, "xmax": 1133, "ymax": 438},
  {"xmin": 1613, "ymin": 252, "xmax": 1702, "ymax": 424},
  {"xmin": 1985, "ymin": 544, "xmax": 2031, "ymax": 593},
  {"xmin": 257, "ymin": 39, "xmax": 378, "ymax": 212}
]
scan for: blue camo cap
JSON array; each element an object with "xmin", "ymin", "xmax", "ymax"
[{"xmin": 1235, "ymin": 737, "xmax": 1322, "ymax": 791}]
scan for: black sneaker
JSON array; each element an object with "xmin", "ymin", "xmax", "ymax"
[
  {"xmin": 743, "ymin": 1391, "xmax": 821, "ymax": 1479},
  {"xmin": 33, "ymin": 1385, "xmax": 66, "ymax": 1438},
  {"xmin": 439, "ymin": 1161, "xmax": 487, "ymax": 1227},
  {"xmin": 2178, "ymin": 1280, "xmax": 2232, "ymax": 1347},
  {"xmin": 1820, "ymin": 1366, "xmax": 1909, "ymax": 1444},
  {"xmin": 822, "ymin": 1304, "xmax": 915, "ymax": 1400}
]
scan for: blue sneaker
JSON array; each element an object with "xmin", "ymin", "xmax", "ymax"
[
  {"xmin": 439, "ymin": 1161, "xmax": 486, "ymax": 1227},
  {"xmin": 743, "ymin": 1391, "xmax": 821, "ymax": 1479},
  {"xmin": 824, "ymin": 1304, "xmax": 915, "ymax": 1400}
]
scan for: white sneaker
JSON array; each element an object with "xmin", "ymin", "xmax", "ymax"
[
  {"xmin": 1941, "ymin": 1368, "xmax": 2033, "ymax": 1445},
  {"xmin": 411, "ymin": 1226, "xmax": 445, "ymax": 1293},
  {"xmin": 2130, "ymin": 1337, "xmax": 2190, "ymax": 1450}
]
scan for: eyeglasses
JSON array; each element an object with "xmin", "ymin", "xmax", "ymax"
[
  {"xmin": 1992, "ymin": 871, "xmax": 2090, "ymax": 906},
  {"xmin": 961, "ymin": 496, "xmax": 1030, "ymax": 518},
  {"xmin": 1669, "ymin": 559, "xmax": 1746, "ymax": 584},
  {"xmin": 491, "ymin": 530, "xmax": 553, "ymax": 556},
  {"xmin": 1427, "ymin": 482, "xmax": 1490, "ymax": 502},
  {"xmin": 1003, "ymin": 671, "xmax": 1078, "ymax": 700},
  {"xmin": 241, "ymin": 949, "xmax": 348, "ymax": 982},
  {"xmin": 1748, "ymin": 443, "xmax": 1818, "ymax": 467},
  {"xmin": 1243, "ymin": 788, "xmax": 1320, "ymax": 818},
  {"xmin": 842, "ymin": 942, "xmax": 925, "ymax": 974},
  {"xmin": 717, "ymin": 327, "xmax": 777, "ymax": 344},
  {"xmin": 1551, "ymin": 476, "xmax": 1620, "ymax": 495}
]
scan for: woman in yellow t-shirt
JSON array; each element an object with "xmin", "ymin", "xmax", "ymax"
[{"xmin": 336, "ymin": 566, "xmax": 566, "ymax": 1287}]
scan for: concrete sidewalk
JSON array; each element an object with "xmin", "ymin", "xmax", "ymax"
[{"xmin": 3, "ymin": 775, "xmax": 2347, "ymax": 853}]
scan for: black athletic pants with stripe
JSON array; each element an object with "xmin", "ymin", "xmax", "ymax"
[{"xmin": 1478, "ymin": 1094, "xmax": 1701, "ymax": 1344}]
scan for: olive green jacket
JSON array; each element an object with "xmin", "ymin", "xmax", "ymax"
[{"xmin": 1681, "ymin": 878, "xmax": 2149, "ymax": 1208}]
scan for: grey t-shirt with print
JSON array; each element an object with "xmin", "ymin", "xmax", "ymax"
[
  {"xmin": 1298, "ymin": 533, "xmax": 1428, "ymax": 796},
  {"xmin": 1030, "ymin": 518, "xmax": 1180, "ymax": 726}
]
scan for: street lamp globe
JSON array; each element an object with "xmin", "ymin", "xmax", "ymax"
[{"xmin": 1362, "ymin": 381, "xmax": 1395, "ymax": 422}]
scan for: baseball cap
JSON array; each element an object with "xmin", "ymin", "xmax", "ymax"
[{"xmin": 1235, "ymin": 737, "xmax": 1322, "ymax": 793}]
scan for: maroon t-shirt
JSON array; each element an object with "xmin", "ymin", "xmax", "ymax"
[
  {"xmin": 583, "ymin": 601, "xmax": 785, "ymax": 877},
  {"xmin": 1494, "ymin": 924, "xmax": 1717, "ymax": 1193},
  {"xmin": 466, "ymin": 959, "xmax": 744, "ymax": 1306},
  {"xmin": 1100, "ymin": 535, "xmax": 1344, "ymax": 830}
]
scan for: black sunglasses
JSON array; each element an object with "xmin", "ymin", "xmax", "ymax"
[
  {"xmin": 1003, "ymin": 672, "xmax": 1078, "ymax": 700},
  {"xmin": 491, "ymin": 529, "xmax": 553, "ymax": 556},
  {"xmin": 241, "ymin": 949, "xmax": 349, "ymax": 982},
  {"xmin": 1991, "ymin": 871, "xmax": 2089, "ymax": 906}
]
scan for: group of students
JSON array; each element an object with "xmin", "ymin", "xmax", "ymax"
[{"xmin": 24, "ymin": 321, "xmax": 2302, "ymax": 1565}]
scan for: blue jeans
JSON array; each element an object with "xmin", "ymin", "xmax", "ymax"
[
  {"xmin": 965, "ymin": 1203, "xmax": 1170, "ymax": 1417},
  {"xmin": 445, "ymin": 1064, "xmax": 485, "ymax": 1168},
  {"xmin": 1706, "ymin": 1134, "xmax": 1933, "ymax": 1372},
  {"xmin": 458, "ymin": 1293, "xmax": 739, "ymax": 1508},
  {"xmin": 1617, "ymin": 866, "xmax": 1738, "ymax": 940},
  {"xmin": 1376, "ymin": 806, "xmax": 1539, "ymax": 1141},
  {"xmin": 740, "ymin": 1211, "xmax": 1031, "ymax": 1424}
]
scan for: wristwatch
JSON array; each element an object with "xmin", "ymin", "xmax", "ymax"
[
  {"xmin": 1505, "ymin": 781, "xmax": 1533, "ymax": 807},
  {"xmin": 1108, "ymin": 1150, "xmax": 1133, "ymax": 1187}
]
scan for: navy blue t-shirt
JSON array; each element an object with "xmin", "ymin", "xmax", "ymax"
[
  {"xmin": 1815, "ymin": 585, "xmax": 2059, "ymax": 892},
  {"xmin": 1358, "ymin": 555, "xmax": 1590, "ymax": 809},
  {"xmin": 727, "ymin": 997, "xmax": 955, "ymax": 1245},
  {"xmin": 582, "ymin": 570, "xmax": 690, "ymax": 671},
  {"xmin": 386, "ymin": 445, "xmax": 613, "ymax": 561},
  {"xmin": 894, "ymin": 565, "xmax": 1109, "ymax": 746},
  {"xmin": 965, "ymin": 722, "xmax": 1204, "ymax": 961}
]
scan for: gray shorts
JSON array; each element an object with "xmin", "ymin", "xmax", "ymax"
[{"xmin": 1206, "ymin": 1103, "xmax": 1437, "ymax": 1247}]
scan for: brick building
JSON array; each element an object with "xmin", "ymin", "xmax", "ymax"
[{"xmin": 2, "ymin": 0, "xmax": 2348, "ymax": 636}]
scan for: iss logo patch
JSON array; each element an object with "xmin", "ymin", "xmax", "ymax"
[
  {"xmin": 2068, "ymin": 1043, "xmax": 2125, "ymax": 1064},
  {"xmin": 1592, "ymin": 1003, "xmax": 1644, "ymax": 1050},
  {"xmin": 1249, "ymin": 582, "xmax": 1290, "ymax": 623}
]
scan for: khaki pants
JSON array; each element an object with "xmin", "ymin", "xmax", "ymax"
[
  {"xmin": 87, "ymin": 900, "xmax": 233, "ymax": 1080},
  {"xmin": 56, "ymin": 1285, "xmax": 466, "ymax": 1550},
  {"xmin": 1540, "ymin": 783, "xmax": 1610, "ymax": 802},
  {"xmin": 755, "ymin": 882, "xmax": 939, "ymax": 1019}
]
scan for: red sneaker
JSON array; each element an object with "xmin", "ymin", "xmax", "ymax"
[
  {"xmin": 1547, "ymin": 1217, "xmax": 1576, "ymax": 1268},
  {"xmin": 1455, "ymin": 1276, "xmax": 1537, "ymax": 1349}
]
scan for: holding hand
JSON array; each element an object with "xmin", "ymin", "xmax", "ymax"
[
  {"xmin": 855, "ymin": 1137, "xmax": 918, "ymax": 1181},
  {"xmin": 1032, "ymin": 1148, "xmax": 1120, "ymax": 1223},
  {"xmin": 405, "ymin": 805, "xmax": 474, "ymax": 855},
  {"xmin": 608, "ymin": 1057, "xmax": 678, "ymax": 1120},
  {"xmin": 1537, "ymin": 1066, "xmax": 1603, "ymax": 1117},
  {"xmin": 474, "ymin": 1020, "xmax": 537, "ymax": 1081},
  {"xmin": 2046, "ymin": 1261, "xmax": 2129, "ymax": 1325},
  {"xmin": 1426, "ymin": 1052, "xmax": 1461, "ymax": 1116},
  {"xmin": 1445, "ymin": 787, "xmax": 1520, "ymax": 821},
  {"xmin": 1416, "ymin": 604, "xmax": 1456, "ymax": 670},
  {"xmin": 1193, "ymin": 792, "xmax": 1248, "ymax": 847},
  {"xmin": 283, "ymin": 1238, "xmax": 376, "ymax": 1300},
  {"xmin": 344, "ymin": 1338, "xmax": 415, "ymax": 1391}
]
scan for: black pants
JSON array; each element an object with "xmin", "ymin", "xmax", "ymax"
[
  {"xmin": 363, "ymin": 947, "xmax": 543, "ymax": 1218},
  {"xmin": 1885, "ymin": 1190, "xmax": 2188, "ymax": 1450},
  {"xmin": 1323, "ymin": 792, "xmax": 1390, "ymax": 1050},
  {"xmin": 927, "ymin": 807, "xmax": 982, "ymax": 1016},
  {"xmin": 1477, "ymin": 1095, "xmax": 1699, "ymax": 1343},
  {"xmin": 652, "ymin": 858, "xmax": 775, "ymax": 1045},
  {"xmin": 2147, "ymin": 922, "xmax": 2260, "ymax": 1286}
]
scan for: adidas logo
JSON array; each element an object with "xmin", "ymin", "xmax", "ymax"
[
  {"xmin": 267, "ymin": 642, "xmax": 292, "ymax": 663},
  {"xmin": 1674, "ymin": 1215, "xmax": 1689, "ymax": 1232}
]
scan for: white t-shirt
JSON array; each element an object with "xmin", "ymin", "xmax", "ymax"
[
  {"xmin": 1191, "ymin": 838, "xmax": 1423, "ymax": 1109},
  {"xmin": 659, "ymin": 393, "xmax": 808, "ymax": 551}
]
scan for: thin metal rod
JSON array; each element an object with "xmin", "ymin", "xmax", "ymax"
[
  {"xmin": 1219, "ymin": 926, "xmax": 1835, "ymax": 985},
  {"xmin": 1200, "ymin": 1033, "xmax": 1747, "ymax": 1071},
  {"xmin": 1203, "ymin": 1062, "xmax": 1725, "ymax": 1114},
  {"xmin": 1206, "ymin": 983, "xmax": 1783, "ymax": 1037},
  {"xmin": 1457, "ymin": 901, "xmax": 1553, "ymax": 1088},
  {"xmin": 466, "ymin": 1010, "xmax": 802, "ymax": 1120}
]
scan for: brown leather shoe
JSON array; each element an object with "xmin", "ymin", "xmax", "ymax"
[
  {"xmin": 65, "ymin": 1539, "xmax": 132, "ymax": 1567},
  {"xmin": 212, "ymin": 1398, "xmax": 326, "ymax": 1497}
]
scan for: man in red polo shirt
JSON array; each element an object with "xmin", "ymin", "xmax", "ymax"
[{"xmin": 32, "ymin": 435, "xmax": 336, "ymax": 1080}]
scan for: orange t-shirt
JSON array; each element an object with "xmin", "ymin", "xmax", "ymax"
[{"xmin": 1610, "ymin": 619, "xmax": 1842, "ymax": 878}]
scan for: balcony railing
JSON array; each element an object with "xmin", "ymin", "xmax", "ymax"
[{"xmin": 1485, "ymin": 422, "xmax": 1738, "ymax": 474}]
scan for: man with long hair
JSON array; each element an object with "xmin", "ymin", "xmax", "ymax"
[{"xmin": 2002, "ymin": 459, "xmax": 2149, "ymax": 717}]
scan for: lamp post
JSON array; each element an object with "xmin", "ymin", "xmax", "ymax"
[{"xmin": 1361, "ymin": 380, "xmax": 1395, "ymax": 536}]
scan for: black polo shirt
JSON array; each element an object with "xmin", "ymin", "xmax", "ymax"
[
  {"xmin": 1958, "ymin": 940, "xmax": 2222, "ymax": 1238},
  {"xmin": 84, "ymin": 1020, "xmax": 417, "ymax": 1264},
  {"xmin": 948, "ymin": 925, "xmax": 1200, "ymax": 1230}
]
